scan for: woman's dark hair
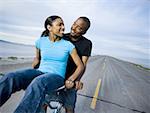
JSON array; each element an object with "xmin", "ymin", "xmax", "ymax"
[
  {"xmin": 41, "ymin": 15, "xmax": 61, "ymax": 37},
  {"xmin": 79, "ymin": 16, "xmax": 91, "ymax": 34}
]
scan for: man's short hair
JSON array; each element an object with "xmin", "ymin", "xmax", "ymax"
[{"xmin": 79, "ymin": 17, "xmax": 91, "ymax": 32}]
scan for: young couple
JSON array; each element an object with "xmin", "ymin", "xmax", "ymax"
[{"xmin": 0, "ymin": 15, "xmax": 92, "ymax": 113}]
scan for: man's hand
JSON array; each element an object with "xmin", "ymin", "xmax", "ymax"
[
  {"xmin": 65, "ymin": 80, "xmax": 74, "ymax": 89},
  {"xmin": 75, "ymin": 81, "xmax": 83, "ymax": 90}
]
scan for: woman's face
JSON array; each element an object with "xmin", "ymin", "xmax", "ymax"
[{"xmin": 50, "ymin": 18, "xmax": 65, "ymax": 37}]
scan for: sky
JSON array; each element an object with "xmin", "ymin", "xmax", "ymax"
[{"xmin": 0, "ymin": 0, "xmax": 149, "ymax": 67}]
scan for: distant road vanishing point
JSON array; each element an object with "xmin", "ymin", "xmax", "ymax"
[{"xmin": 0, "ymin": 55, "xmax": 150, "ymax": 113}]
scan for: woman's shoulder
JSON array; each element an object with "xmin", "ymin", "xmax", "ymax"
[
  {"xmin": 61, "ymin": 38, "xmax": 72, "ymax": 44},
  {"xmin": 61, "ymin": 38, "xmax": 74, "ymax": 48}
]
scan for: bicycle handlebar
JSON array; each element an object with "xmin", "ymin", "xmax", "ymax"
[{"xmin": 55, "ymin": 85, "xmax": 66, "ymax": 92}]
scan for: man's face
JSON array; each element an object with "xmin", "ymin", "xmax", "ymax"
[{"xmin": 70, "ymin": 18, "xmax": 87, "ymax": 37}]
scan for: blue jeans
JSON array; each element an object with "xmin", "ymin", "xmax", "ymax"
[
  {"xmin": 0, "ymin": 68, "xmax": 64, "ymax": 113},
  {"xmin": 62, "ymin": 89, "xmax": 77, "ymax": 110}
]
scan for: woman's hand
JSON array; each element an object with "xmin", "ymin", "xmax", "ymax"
[{"xmin": 65, "ymin": 79, "xmax": 74, "ymax": 89}]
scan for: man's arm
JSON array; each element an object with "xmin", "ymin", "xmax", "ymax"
[
  {"xmin": 76, "ymin": 56, "xmax": 89, "ymax": 80},
  {"xmin": 82, "ymin": 56, "xmax": 89, "ymax": 66}
]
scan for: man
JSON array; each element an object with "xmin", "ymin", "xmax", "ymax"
[{"xmin": 63, "ymin": 16, "xmax": 92, "ymax": 113}]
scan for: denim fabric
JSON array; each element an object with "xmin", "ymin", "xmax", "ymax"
[
  {"xmin": 0, "ymin": 68, "xmax": 64, "ymax": 113},
  {"xmin": 56, "ymin": 88, "xmax": 77, "ymax": 110},
  {"xmin": 14, "ymin": 73, "xmax": 64, "ymax": 113},
  {"xmin": 0, "ymin": 69, "xmax": 43, "ymax": 106}
]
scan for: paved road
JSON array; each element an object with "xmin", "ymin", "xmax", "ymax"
[
  {"xmin": 0, "ymin": 55, "xmax": 150, "ymax": 113},
  {"xmin": 75, "ymin": 56, "xmax": 150, "ymax": 113}
]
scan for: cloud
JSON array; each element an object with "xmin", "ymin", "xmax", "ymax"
[
  {"xmin": 0, "ymin": 0, "xmax": 149, "ymax": 67},
  {"xmin": 0, "ymin": 32, "xmax": 36, "ymax": 45}
]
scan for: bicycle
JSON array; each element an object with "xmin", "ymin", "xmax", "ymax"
[{"xmin": 44, "ymin": 86, "xmax": 66, "ymax": 113}]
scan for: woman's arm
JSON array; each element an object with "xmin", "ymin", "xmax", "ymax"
[
  {"xmin": 65, "ymin": 48, "xmax": 84, "ymax": 89},
  {"xmin": 32, "ymin": 48, "xmax": 41, "ymax": 69}
]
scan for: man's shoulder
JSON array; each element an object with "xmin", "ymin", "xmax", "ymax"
[
  {"xmin": 83, "ymin": 36, "xmax": 91, "ymax": 42},
  {"xmin": 81, "ymin": 36, "xmax": 92, "ymax": 45}
]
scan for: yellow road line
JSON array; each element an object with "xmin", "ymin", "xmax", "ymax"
[{"xmin": 90, "ymin": 79, "xmax": 102, "ymax": 109}]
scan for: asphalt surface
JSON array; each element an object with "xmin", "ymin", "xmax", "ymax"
[
  {"xmin": 75, "ymin": 56, "xmax": 150, "ymax": 113},
  {"xmin": 0, "ymin": 55, "xmax": 150, "ymax": 113}
]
